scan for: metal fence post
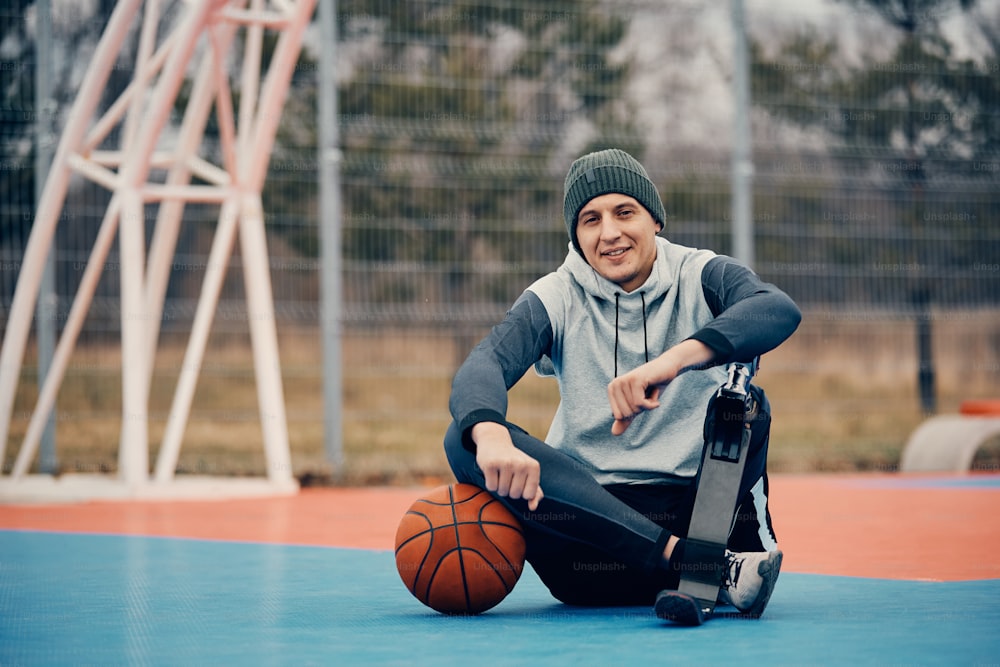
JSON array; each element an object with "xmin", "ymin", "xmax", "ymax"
[
  {"xmin": 34, "ymin": 0, "xmax": 58, "ymax": 474},
  {"xmin": 730, "ymin": 0, "xmax": 754, "ymax": 268},
  {"xmin": 319, "ymin": 0, "xmax": 344, "ymax": 471}
]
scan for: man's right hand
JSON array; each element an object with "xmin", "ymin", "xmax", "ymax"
[{"xmin": 471, "ymin": 422, "xmax": 544, "ymax": 512}]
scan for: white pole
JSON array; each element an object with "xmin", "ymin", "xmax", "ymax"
[
  {"xmin": 156, "ymin": 0, "xmax": 314, "ymax": 483},
  {"xmin": 82, "ymin": 29, "xmax": 181, "ymax": 155},
  {"xmin": 116, "ymin": 0, "xmax": 222, "ymax": 485},
  {"xmin": 238, "ymin": 0, "xmax": 264, "ymax": 169},
  {"xmin": 243, "ymin": 0, "xmax": 317, "ymax": 190},
  {"xmin": 154, "ymin": 197, "xmax": 242, "ymax": 481},
  {"xmin": 143, "ymin": 21, "xmax": 241, "ymax": 368},
  {"xmin": 239, "ymin": 194, "xmax": 292, "ymax": 482},
  {"xmin": 115, "ymin": 0, "xmax": 163, "ymax": 487},
  {"xmin": 237, "ymin": 0, "xmax": 315, "ymax": 482},
  {"xmin": 0, "ymin": 0, "xmax": 144, "ymax": 468},
  {"xmin": 11, "ymin": 198, "xmax": 123, "ymax": 478},
  {"xmin": 117, "ymin": 189, "xmax": 150, "ymax": 485},
  {"xmin": 123, "ymin": 0, "xmax": 162, "ymax": 149}
]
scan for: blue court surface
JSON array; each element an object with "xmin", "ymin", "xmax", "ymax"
[{"xmin": 2, "ymin": 529, "xmax": 998, "ymax": 666}]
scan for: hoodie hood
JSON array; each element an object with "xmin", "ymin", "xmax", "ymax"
[
  {"xmin": 562, "ymin": 236, "xmax": 673, "ymax": 304},
  {"xmin": 526, "ymin": 237, "xmax": 727, "ymax": 485}
]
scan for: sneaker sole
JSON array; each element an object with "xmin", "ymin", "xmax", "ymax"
[
  {"xmin": 743, "ymin": 550, "xmax": 783, "ymax": 618},
  {"xmin": 654, "ymin": 590, "xmax": 706, "ymax": 626}
]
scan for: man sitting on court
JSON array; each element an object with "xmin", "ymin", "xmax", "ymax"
[{"xmin": 443, "ymin": 148, "xmax": 801, "ymax": 617}]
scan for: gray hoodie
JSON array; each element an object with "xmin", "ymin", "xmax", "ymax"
[{"xmin": 450, "ymin": 237, "xmax": 801, "ymax": 486}]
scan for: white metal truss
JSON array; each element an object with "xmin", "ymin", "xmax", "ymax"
[{"xmin": 0, "ymin": 0, "xmax": 316, "ymax": 494}]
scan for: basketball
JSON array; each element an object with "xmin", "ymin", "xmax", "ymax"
[{"xmin": 394, "ymin": 483, "xmax": 526, "ymax": 614}]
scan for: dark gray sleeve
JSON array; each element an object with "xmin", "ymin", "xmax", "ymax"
[
  {"xmin": 449, "ymin": 290, "xmax": 554, "ymax": 448},
  {"xmin": 688, "ymin": 255, "xmax": 802, "ymax": 364}
]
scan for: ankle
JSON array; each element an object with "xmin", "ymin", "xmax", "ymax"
[
  {"xmin": 663, "ymin": 535, "xmax": 682, "ymax": 564},
  {"xmin": 665, "ymin": 537, "xmax": 687, "ymax": 573}
]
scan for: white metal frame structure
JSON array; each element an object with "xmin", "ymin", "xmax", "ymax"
[{"xmin": 0, "ymin": 0, "xmax": 316, "ymax": 498}]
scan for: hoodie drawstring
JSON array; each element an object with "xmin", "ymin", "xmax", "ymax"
[
  {"xmin": 640, "ymin": 291, "xmax": 649, "ymax": 365},
  {"xmin": 613, "ymin": 292, "xmax": 649, "ymax": 378},
  {"xmin": 614, "ymin": 293, "xmax": 620, "ymax": 377}
]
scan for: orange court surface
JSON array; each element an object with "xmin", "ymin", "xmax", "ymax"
[{"xmin": 2, "ymin": 473, "xmax": 998, "ymax": 582}]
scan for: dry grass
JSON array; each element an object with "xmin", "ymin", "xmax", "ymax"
[{"xmin": 5, "ymin": 308, "xmax": 1000, "ymax": 484}]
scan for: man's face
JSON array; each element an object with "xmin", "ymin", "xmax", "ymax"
[{"xmin": 575, "ymin": 193, "xmax": 662, "ymax": 293}]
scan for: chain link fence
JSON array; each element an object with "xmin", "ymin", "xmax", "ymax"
[{"xmin": 2, "ymin": 0, "xmax": 999, "ymax": 481}]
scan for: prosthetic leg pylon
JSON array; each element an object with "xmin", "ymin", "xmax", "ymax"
[{"xmin": 655, "ymin": 360, "xmax": 762, "ymax": 625}]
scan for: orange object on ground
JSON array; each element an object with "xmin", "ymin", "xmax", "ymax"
[
  {"xmin": 394, "ymin": 483, "xmax": 526, "ymax": 614},
  {"xmin": 960, "ymin": 399, "xmax": 1000, "ymax": 416}
]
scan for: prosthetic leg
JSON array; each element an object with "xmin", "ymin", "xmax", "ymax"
[{"xmin": 655, "ymin": 360, "xmax": 764, "ymax": 625}]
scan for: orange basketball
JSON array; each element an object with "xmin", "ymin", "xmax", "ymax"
[{"xmin": 394, "ymin": 483, "xmax": 526, "ymax": 614}]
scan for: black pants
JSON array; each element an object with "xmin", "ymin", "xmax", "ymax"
[{"xmin": 443, "ymin": 385, "xmax": 776, "ymax": 606}]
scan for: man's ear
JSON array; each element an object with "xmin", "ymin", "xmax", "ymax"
[{"xmin": 655, "ymin": 221, "xmax": 664, "ymax": 233}]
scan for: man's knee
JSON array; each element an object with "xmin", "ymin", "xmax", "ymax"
[{"xmin": 444, "ymin": 420, "xmax": 546, "ymax": 485}]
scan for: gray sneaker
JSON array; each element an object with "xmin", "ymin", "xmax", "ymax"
[{"xmin": 717, "ymin": 549, "xmax": 783, "ymax": 616}]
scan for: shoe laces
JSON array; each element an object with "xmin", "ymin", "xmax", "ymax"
[{"xmin": 722, "ymin": 551, "xmax": 744, "ymax": 589}]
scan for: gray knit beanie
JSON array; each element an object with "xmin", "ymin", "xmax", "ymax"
[{"xmin": 563, "ymin": 148, "xmax": 666, "ymax": 254}]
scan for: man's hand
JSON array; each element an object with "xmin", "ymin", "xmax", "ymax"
[
  {"xmin": 608, "ymin": 339, "xmax": 716, "ymax": 435},
  {"xmin": 471, "ymin": 422, "xmax": 544, "ymax": 511},
  {"xmin": 608, "ymin": 363, "xmax": 666, "ymax": 436}
]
